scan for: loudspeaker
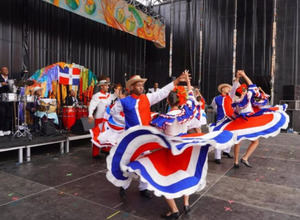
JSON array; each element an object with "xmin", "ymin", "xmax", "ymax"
[
  {"xmin": 286, "ymin": 110, "xmax": 300, "ymax": 132},
  {"xmin": 71, "ymin": 117, "xmax": 94, "ymax": 134},
  {"xmin": 283, "ymin": 85, "xmax": 300, "ymax": 100},
  {"xmin": 41, "ymin": 120, "xmax": 58, "ymax": 136},
  {"xmin": 206, "ymin": 108, "xmax": 216, "ymax": 124}
]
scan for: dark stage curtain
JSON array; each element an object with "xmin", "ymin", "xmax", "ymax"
[
  {"xmin": 149, "ymin": 0, "xmax": 275, "ymax": 103},
  {"xmin": 201, "ymin": 0, "xmax": 235, "ymax": 102},
  {"xmin": 147, "ymin": 0, "xmax": 205, "ymax": 89},
  {"xmin": 236, "ymin": 0, "xmax": 274, "ymax": 95},
  {"xmin": 0, "ymin": 0, "xmax": 146, "ymax": 85},
  {"xmin": 275, "ymin": 0, "xmax": 300, "ymax": 103},
  {"xmin": 148, "ymin": 0, "xmax": 235, "ymax": 102}
]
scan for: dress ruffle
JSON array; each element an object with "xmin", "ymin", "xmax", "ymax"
[
  {"xmin": 210, "ymin": 106, "xmax": 289, "ymax": 143},
  {"xmin": 151, "ymin": 99, "xmax": 196, "ymax": 129},
  {"xmin": 106, "ymin": 126, "xmax": 235, "ymax": 199},
  {"xmin": 90, "ymin": 115, "xmax": 125, "ymax": 148}
]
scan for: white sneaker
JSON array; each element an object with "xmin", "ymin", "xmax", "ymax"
[
  {"xmin": 0, "ymin": 130, "xmax": 4, "ymax": 136},
  {"xmin": 3, "ymin": 131, "xmax": 11, "ymax": 136}
]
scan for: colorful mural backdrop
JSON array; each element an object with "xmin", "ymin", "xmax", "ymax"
[
  {"xmin": 28, "ymin": 62, "xmax": 98, "ymax": 110},
  {"xmin": 43, "ymin": 0, "xmax": 166, "ymax": 47}
]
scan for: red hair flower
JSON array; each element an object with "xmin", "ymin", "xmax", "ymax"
[
  {"xmin": 173, "ymin": 86, "xmax": 188, "ymax": 106},
  {"xmin": 236, "ymin": 84, "xmax": 248, "ymax": 95}
]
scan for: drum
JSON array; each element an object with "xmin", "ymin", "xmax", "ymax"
[
  {"xmin": 7, "ymin": 79, "xmax": 17, "ymax": 93},
  {"xmin": 20, "ymin": 95, "xmax": 35, "ymax": 103},
  {"xmin": 76, "ymin": 105, "xmax": 88, "ymax": 119},
  {"xmin": 0, "ymin": 93, "xmax": 18, "ymax": 102},
  {"xmin": 62, "ymin": 106, "xmax": 77, "ymax": 130}
]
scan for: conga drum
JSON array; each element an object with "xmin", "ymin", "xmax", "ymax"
[
  {"xmin": 62, "ymin": 106, "xmax": 76, "ymax": 130},
  {"xmin": 82, "ymin": 105, "xmax": 88, "ymax": 118},
  {"xmin": 76, "ymin": 105, "xmax": 88, "ymax": 119},
  {"xmin": 76, "ymin": 106, "xmax": 83, "ymax": 119}
]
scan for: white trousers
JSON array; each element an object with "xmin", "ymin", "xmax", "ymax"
[
  {"xmin": 122, "ymin": 180, "xmax": 148, "ymax": 191},
  {"xmin": 138, "ymin": 181, "xmax": 148, "ymax": 191},
  {"xmin": 214, "ymin": 146, "xmax": 232, "ymax": 159}
]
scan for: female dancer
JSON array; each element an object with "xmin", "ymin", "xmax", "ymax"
[
  {"xmin": 106, "ymin": 72, "xmax": 235, "ymax": 219},
  {"xmin": 210, "ymin": 70, "xmax": 289, "ymax": 168}
]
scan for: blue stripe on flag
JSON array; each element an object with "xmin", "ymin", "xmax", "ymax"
[
  {"xmin": 59, "ymin": 66, "xmax": 69, "ymax": 74},
  {"xmin": 72, "ymin": 78, "xmax": 80, "ymax": 85}
]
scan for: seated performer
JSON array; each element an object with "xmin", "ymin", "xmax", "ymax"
[
  {"xmin": 30, "ymin": 87, "xmax": 59, "ymax": 125},
  {"xmin": 64, "ymin": 90, "xmax": 78, "ymax": 106},
  {"xmin": 26, "ymin": 87, "xmax": 43, "ymax": 132}
]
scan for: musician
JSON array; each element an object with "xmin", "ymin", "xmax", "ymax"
[
  {"xmin": 65, "ymin": 90, "xmax": 78, "ymax": 106},
  {"xmin": 93, "ymin": 75, "xmax": 111, "ymax": 94},
  {"xmin": 26, "ymin": 87, "xmax": 43, "ymax": 132},
  {"xmin": 88, "ymin": 78, "xmax": 113, "ymax": 157},
  {"xmin": 0, "ymin": 66, "xmax": 12, "ymax": 136}
]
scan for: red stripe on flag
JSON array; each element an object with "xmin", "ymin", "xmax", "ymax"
[
  {"xmin": 73, "ymin": 68, "xmax": 80, "ymax": 75},
  {"xmin": 59, "ymin": 76, "xmax": 69, "ymax": 85}
]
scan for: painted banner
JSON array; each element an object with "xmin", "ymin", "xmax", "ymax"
[
  {"xmin": 29, "ymin": 62, "xmax": 98, "ymax": 109},
  {"xmin": 43, "ymin": 0, "xmax": 166, "ymax": 47}
]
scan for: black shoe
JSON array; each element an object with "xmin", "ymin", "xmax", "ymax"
[
  {"xmin": 140, "ymin": 189, "xmax": 153, "ymax": 199},
  {"xmin": 215, "ymin": 159, "xmax": 221, "ymax": 164},
  {"xmin": 119, "ymin": 187, "xmax": 126, "ymax": 198},
  {"xmin": 184, "ymin": 205, "xmax": 190, "ymax": 214},
  {"xmin": 223, "ymin": 152, "xmax": 233, "ymax": 158},
  {"xmin": 160, "ymin": 212, "xmax": 180, "ymax": 219},
  {"xmin": 233, "ymin": 163, "xmax": 240, "ymax": 169},
  {"xmin": 100, "ymin": 149, "xmax": 110, "ymax": 156},
  {"xmin": 240, "ymin": 158, "xmax": 252, "ymax": 168}
]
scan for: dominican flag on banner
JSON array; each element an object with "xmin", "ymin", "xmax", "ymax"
[
  {"xmin": 58, "ymin": 66, "xmax": 80, "ymax": 85},
  {"xmin": 72, "ymin": 67, "xmax": 80, "ymax": 85}
]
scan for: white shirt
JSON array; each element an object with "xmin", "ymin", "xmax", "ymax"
[
  {"xmin": 110, "ymin": 82, "xmax": 174, "ymax": 120},
  {"xmin": 164, "ymin": 110, "xmax": 188, "ymax": 136},
  {"xmin": 88, "ymin": 91, "xmax": 112, "ymax": 119},
  {"xmin": 148, "ymin": 88, "xmax": 161, "ymax": 93}
]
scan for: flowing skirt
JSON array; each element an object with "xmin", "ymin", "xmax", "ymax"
[
  {"xmin": 210, "ymin": 107, "xmax": 289, "ymax": 143},
  {"xmin": 106, "ymin": 126, "xmax": 235, "ymax": 199}
]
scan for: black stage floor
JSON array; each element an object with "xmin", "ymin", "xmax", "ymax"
[{"xmin": 0, "ymin": 133, "xmax": 300, "ymax": 220}]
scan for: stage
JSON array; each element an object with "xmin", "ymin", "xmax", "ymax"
[
  {"xmin": 0, "ymin": 133, "xmax": 299, "ymax": 220},
  {"xmin": 0, "ymin": 133, "xmax": 91, "ymax": 163}
]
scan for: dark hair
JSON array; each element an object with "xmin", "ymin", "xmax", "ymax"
[
  {"xmin": 177, "ymin": 81, "xmax": 187, "ymax": 86},
  {"xmin": 235, "ymin": 91, "xmax": 242, "ymax": 97},
  {"xmin": 113, "ymin": 83, "xmax": 122, "ymax": 89},
  {"xmin": 167, "ymin": 91, "xmax": 179, "ymax": 107}
]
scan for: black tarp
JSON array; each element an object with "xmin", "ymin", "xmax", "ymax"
[
  {"xmin": 148, "ymin": 0, "xmax": 235, "ymax": 102},
  {"xmin": 0, "ymin": 0, "xmax": 146, "ymax": 85},
  {"xmin": 0, "ymin": 0, "xmax": 299, "ymax": 103},
  {"xmin": 275, "ymin": 0, "xmax": 300, "ymax": 103}
]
